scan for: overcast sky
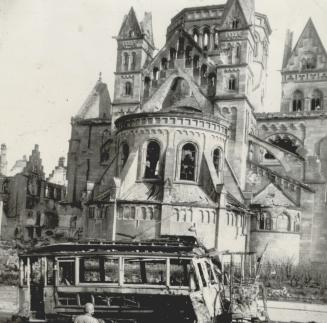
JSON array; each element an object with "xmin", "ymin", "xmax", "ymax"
[{"xmin": 0, "ymin": 0, "xmax": 327, "ymax": 175}]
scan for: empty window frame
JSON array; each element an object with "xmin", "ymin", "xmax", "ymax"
[{"xmin": 180, "ymin": 143, "xmax": 197, "ymax": 181}]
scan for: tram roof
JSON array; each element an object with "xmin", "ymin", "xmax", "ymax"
[{"xmin": 20, "ymin": 236, "xmax": 207, "ymax": 257}]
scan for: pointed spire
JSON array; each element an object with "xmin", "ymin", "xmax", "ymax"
[
  {"xmin": 118, "ymin": 7, "xmax": 142, "ymax": 39},
  {"xmin": 98, "ymin": 72, "xmax": 102, "ymax": 82},
  {"xmin": 283, "ymin": 18, "xmax": 327, "ymax": 70},
  {"xmin": 140, "ymin": 12, "xmax": 155, "ymax": 48}
]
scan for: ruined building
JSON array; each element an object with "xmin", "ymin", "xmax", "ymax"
[
  {"xmin": 0, "ymin": 145, "xmax": 66, "ymax": 242},
  {"xmin": 63, "ymin": 0, "xmax": 327, "ymax": 267}
]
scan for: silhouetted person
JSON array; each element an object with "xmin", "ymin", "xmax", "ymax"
[{"xmin": 74, "ymin": 303, "xmax": 99, "ymax": 323}]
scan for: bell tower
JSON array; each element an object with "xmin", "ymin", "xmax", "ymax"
[{"xmin": 112, "ymin": 8, "xmax": 155, "ymax": 122}]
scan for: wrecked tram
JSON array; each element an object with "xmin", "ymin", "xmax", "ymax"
[{"xmin": 17, "ymin": 237, "xmax": 269, "ymax": 323}]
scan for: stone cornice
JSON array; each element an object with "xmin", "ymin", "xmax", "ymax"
[
  {"xmin": 115, "ymin": 112, "xmax": 229, "ymax": 136},
  {"xmin": 255, "ymin": 111, "xmax": 327, "ymax": 121}
]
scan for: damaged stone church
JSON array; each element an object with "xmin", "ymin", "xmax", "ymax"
[{"xmin": 62, "ymin": 0, "xmax": 327, "ymax": 267}]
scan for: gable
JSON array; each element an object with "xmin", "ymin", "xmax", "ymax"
[
  {"xmin": 252, "ymin": 183, "xmax": 296, "ymax": 207},
  {"xmin": 221, "ymin": 0, "xmax": 250, "ymax": 30},
  {"xmin": 118, "ymin": 7, "xmax": 142, "ymax": 39},
  {"xmin": 285, "ymin": 19, "xmax": 327, "ymax": 71}
]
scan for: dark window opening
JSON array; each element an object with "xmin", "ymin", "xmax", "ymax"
[
  {"xmin": 208, "ymin": 73, "xmax": 216, "ymax": 96},
  {"xmin": 125, "ymin": 82, "xmax": 132, "ymax": 96},
  {"xmin": 232, "ymin": 18, "xmax": 240, "ymax": 29},
  {"xmin": 213, "ymin": 149, "xmax": 221, "ymax": 175},
  {"xmin": 144, "ymin": 77, "xmax": 151, "ymax": 98},
  {"xmin": 228, "ymin": 76, "xmax": 236, "ymax": 90},
  {"xmin": 200, "ymin": 64, "xmax": 207, "ymax": 85},
  {"xmin": 124, "ymin": 258, "xmax": 166, "ymax": 285},
  {"xmin": 152, "ymin": 67, "xmax": 159, "ymax": 87},
  {"xmin": 123, "ymin": 53, "xmax": 129, "ymax": 71},
  {"xmin": 180, "ymin": 143, "xmax": 196, "ymax": 181},
  {"xmin": 185, "ymin": 46, "xmax": 192, "ymax": 67},
  {"xmin": 169, "ymin": 48, "xmax": 176, "ymax": 68},
  {"xmin": 197, "ymin": 263, "xmax": 207, "ymax": 287},
  {"xmin": 131, "ymin": 52, "xmax": 136, "ymax": 70},
  {"xmin": 292, "ymin": 90, "xmax": 303, "ymax": 112},
  {"xmin": 170, "ymin": 259, "xmax": 191, "ymax": 286},
  {"xmin": 311, "ymin": 90, "xmax": 322, "ymax": 111},
  {"xmin": 120, "ymin": 143, "xmax": 129, "ymax": 170},
  {"xmin": 193, "ymin": 56, "xmax": 200, "ymax": 77},
  {"xmin": 177, "ymin": 37, "xmax": 184, "ymax": 58},
  {"xmin": 258, "ymin": 212, "xmax": 272, "ymax": 231},
  {"xmin": 144, "ymin": 141, "xmax": 160, "ymax": 179},
  {"xmin": 59, "ymin": 261, "xmax": 75, "ymax": 285}
]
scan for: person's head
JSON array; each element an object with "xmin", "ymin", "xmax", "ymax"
[{"xmin": 84, "ymin": 303, "xmax": 94, "ymax": 315}]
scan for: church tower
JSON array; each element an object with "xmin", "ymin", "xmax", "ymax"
[
  {"xmin": 280, "ymin": 18, "xmax": 327, "ymax": 114},
  {"xmin": 112, "ymin": 8, "xmax": 155, "ymax": 123}
]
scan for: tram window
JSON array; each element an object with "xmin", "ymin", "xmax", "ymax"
[
  {"xmin": 80, "ymin": 258, "xmax": 101, "ymax": 282},
  {"xmin": 58, "ymin": 261, "xmax": 75, "ymax": 285},
  {"xmin": 123, "ymin": 258, "xmax": 166, "ymax": 285},
  {"xmin": 170, "ymin": 259, "xmax": 191, "ymax": 286},
  {"xmin": 104, "ymin": 258, "xmax": 119, "ymax": 283},
  {"xmin": 47, "ymin": 258, "xmax": 54, "ymax": 285},
  {"xmin": 57, "ymin": 293, "xmax": 78, "ymax": 306},
  {"xmin": 197, "ymin": 263, "xmax": 207, "ymax": 287}
]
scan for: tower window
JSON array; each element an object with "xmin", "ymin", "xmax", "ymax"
[
  {"xmin": 292, "ymin": 90, "xmax": 304, "ymax": 112},
  {"xmin": 180, "ymin": 143, "xmax": 197, "ymax": 181},
  {"xmin": 131, "ymin": 52, "xmax": 136, "ymax": 70},
  {"xmin": 169, "ymin": 48, "xmax": 177, "ymax": 68},
  {"xmin": 311, "ymin": 89, "xmax": 322, "ymax": 111},
  {"xmin": 120, "ymin": 143, "xmax": 129, "ymax": 170},
  {"xmin": 228, "ymin": 75, "xmax": 237, "ymax": 90},
  {"xmin": 200, "ymin": 64, "xmax": 207, "ymax": 85},
  {"xmin": 232, "ymin": 17, "xmax": 240, "ymax": 29},
  {"xmin": 214, "ymin": 31, "xmax": 219, "ymax": 49},
  {"xmin": 203, "ymin": 29, "xmax": 210, "ymax": 51},
  {"xmin": 144, "ymin": 141, "xmax": 160, "ymax": 179},
  {"xmin": 236, "ymin": 44, "xmax": 241, "ymax": 61},
  {"xmin": 193, "ymin": 29, "xmax": 199, "ymax": 43},
  {"xmin": 161, "ymin": 58, "xmax": 168, "ymax": 70},
  {"xmin": 185, "ymin": 46, "xmax": 192, "ymax": 67},
  {"xmin": 178, "ymin": 37, "xmax": 185, "ymax": 58},
  {"xmin": 144, "ymin": 77, "xmax": 151, "ymax": 98},
  {"xmin": 123, "ymin": 53, "xmax": 129, "ymax": 71},
  {"xmin": 213, "ymin": 148, "xmax": 221, "ymax": 175},
  {"xmin": 125, "ymin": 82, "xmax": 133, "ymax": 96}
]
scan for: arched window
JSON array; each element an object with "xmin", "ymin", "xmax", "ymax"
[
  {"xmin": 228, "ymin": 75, "xmax": 237, "ymax": 90},
  {"xmin": 180, "ymin": 143, "xmax": 197, "ymax": 181},
  {"xmin": 193, "ymin": 55, "xmax": 199, "ymax": 69},
  {"xmin": 232, "ymin": 17, "xmax": 239, "ymax": 29},
  {"xmin": 144, "ymin": 141, "xmax": 160, "ymax": 179},
  {"xmin": 120, "ymin": 143, "xmax": 129, "ymax": 170},
  {"xmin": 292, "ymin": 90, "xmax": 304, "ymax": 112},
  {"xmin": 214, "ymin": 31, "xmax": 219, "ymax": 49},
  {"xmin": 131, "ymin": 52, "xmax": 137, "ymax": 70},
  {"xmin": 125, "ymin": 82, "xmax": 132, "ymax": 96},
  {"xmin": 178, "ymin": 37, "xmax": 184, "ymax": 58},
  {"xmin": 258, "ymin": 212, "xmax": 272, "ymax": 231},
  {"xmin": 277, "ymin": 213, "xmax": 290, "ymax": 232},
  {"xmin": 193, "ymin": 29, "xmax": 199, "ymax": 43},
  {"xmin": 152, "ymin": 67, "xmax": 159, "ymax": 86},
  {"xmin": 200, "ymin": 64, "xmax": 207, "ymax": 85},
  {"xmin": 208, "ymin": 73, "xmax": 217, "ymax": 96},
  {"xmin": 161, "ymin": 57, "xmax": 168, "ymax": 70},
  {"xmin": 169, "ymin": 48, "xmax": 176, "ymax": 68},
  {"xmin": 123, "ymin": 53, "xmax": 129, "ymax": 71},
  {"xmin": 144, "ymin": 77, "xmax": 151, "ymax": 98},
  {"xmin": 235, "ymin": 44, "xmax": 241, "ymax": 63},
  {"xmin": 185, "ymin": 46, "xmax": 192, "ymax": 67},
  {"xmin": 213, "ymin": 148, "xmax": 221, "ymax": 175},
  {"xmin": 311, "ymin": 89, "xmax": 322, "ymax": 111},
  {"xmin": 203, "ymin": 29, "xmax": 210, "ymax": 51}
]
